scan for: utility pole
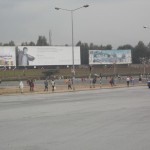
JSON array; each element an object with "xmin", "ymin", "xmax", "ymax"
[{"xmin": 49, "ymin": 30, "xmax": 52, "ymax": 46}]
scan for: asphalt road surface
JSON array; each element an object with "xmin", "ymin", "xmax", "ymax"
[{"xmin": 0, "ymin": 86, "xmax": 150, "ymax": 150}]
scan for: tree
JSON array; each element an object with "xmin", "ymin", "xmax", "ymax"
[
  {"xmin": 147, "ymin": 42, "xmax": 150, "ymax": 51},
  {"xmin": 132, "ymin": 41, "xmax": 148, "ymax": 64},
  {"xmin": 104, "ymin": 44, "xmax": 112, "ymax": 50},
  {"xmin": 9, "ymin": 41, "xmax": 15, "ymax": 46},
  {"xmin": 29, "ymin": 41, "xmax": 35, "ymax": 46},
  {"xmin": 3, "ymin": 41, "xmax": 15, "ymax": 46},
  {"xmin": 118, "ymin": 44, "xmax": 133, "ymax": 50},
  {"xmin": 21, "ymin": 42, "xmax": 28, "ymax": 46},
  {"xmin": 21, "ymin": 41, "xmax": 36, "ymax": 46},
  {"xmin": 36, "ymin": 36, "xmax": 49, "ymax": 46}
]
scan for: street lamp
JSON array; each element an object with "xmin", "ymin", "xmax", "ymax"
[
  {"xmin": 143, "ymin": 26, "xmax": 150, "ymax": 29},
  {"xmin": 143, "ymin": 26, "xmax": 150, "ymax": 78},
  {"xmin": 55, "ymin": 5, "xmax": 89, "ymax": 90}
]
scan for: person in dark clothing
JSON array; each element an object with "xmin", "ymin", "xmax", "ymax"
[
  {"xmin": 29, "ymin": 80, "xmax": 34, "ymax": 91},
  {"xmin": 92, "ymin": 77, "xmax": 97, "ymax": 88},
  {"xmin": 44, "ymin": 80, "xmax": 48, "ymax": 91},
  {"xmin": 67, "ymin": 79, "xmax": 72, "ymax": 90},
  {"xmin": 109, "ymin": 76, "xmax": 114, "ymax": 87}
]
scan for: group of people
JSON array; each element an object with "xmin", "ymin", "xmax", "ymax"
[
  {"xmin": 17, "ymin": 75, "xmax": 144, "ymax": 93},
  {"xmin": 19, "ymin": 79, "xmax": 57, "ymax": 93},
  {"xmin": 44, "ymin": 79, "xmax": 55, "ymax": 92},
  {"xmin": 126, "ymin": 76, "xmax": 135, "ymax": 87},
  {"xmin": 19, "ymin": 79, "xmax": 34, "ymax": 93}
]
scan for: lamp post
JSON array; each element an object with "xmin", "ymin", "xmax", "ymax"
[
  {"xmin": 55, "ymin": 5, "xmax": 89, "ymax": 90},
  {"xmin": 143, "ymin": 26, "xmax": 150, "ymax": 78},
  {"xmin": 143, "ymin": 26, "xmax": 150, "ymax": 29}
]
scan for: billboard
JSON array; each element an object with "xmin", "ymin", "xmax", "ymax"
[
  {"xmin": 0, "ymin": 47, "xmax": 16, "ymax": 66},
  {"xmin": 17, "ymin": 46, "xmax": 81, "ymax": 66},
  {"xmin": 89, "ymin": 50, "xmax": 132, "ymax": 64}
]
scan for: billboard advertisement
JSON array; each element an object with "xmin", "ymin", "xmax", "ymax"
[
  {"xmin": 0, "ymin": 47, "xmax": 16, "ymax": 66},
  {"xmin": 89, "ymin": 50, "xmax": 132, "ymax": 64},
  {"xmin": 17, "ymin": 46, "xmax": 81, "ymax": 66}
]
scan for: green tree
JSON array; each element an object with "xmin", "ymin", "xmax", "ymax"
[
  {"xmin": 132, "ymin": 41, "xmax": 148, "ymax": 64},
  {"xmin": 118, "ymin": 44, "xmax": 133, "ymax": 50},
  {"xmin": 104, "ymin": 44, "xmax": 112, "ymax": 50},
  {"xmin": 3, "ymin": 41, "xmax": 15, "ymax": 46},
  {"xmin": 9, "ymin": 41, "xmax": 15, "ymax": 46},
  {"xmin": 21, "ymin": 42, "xmax": 28, "ymax": 46},
  {"xmin": 21, "ymin": 41, "xmax": 35, "ymax": 46},
  {"xmin": 29, "ymin": 41, "xmax": 35, "ymax": 46},
  {"xmin": 36, "ymin": 36, "xmax": 49, "ymax": 46}
]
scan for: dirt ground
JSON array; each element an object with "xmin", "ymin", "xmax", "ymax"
[{"xmin": 0, "ymin": 83, "xmax": 127, "ymax": 95}]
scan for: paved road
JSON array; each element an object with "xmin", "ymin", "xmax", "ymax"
[{"xmin": 0, "ymin": 86, "xmax": 150, "ymax": 150}]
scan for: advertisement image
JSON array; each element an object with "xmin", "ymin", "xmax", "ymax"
[
  {"xmin": 17, "ymin": 47, "xmax": 35, "ymax": 66},
  {"xmin": 89, "ymin": 50, "xmax": 132, "ymax": 65},
  {"xmin": 0, "ymin": 47, "xmax": 16, "ymax": 66},
  {"xmin": 17, "ymin": 46, "xmax": 81, "ymax": 66}
]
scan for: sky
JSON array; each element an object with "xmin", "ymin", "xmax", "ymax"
[{"xmin": 0, "ymin": 0, "xmax": 150, "ymax": 49}]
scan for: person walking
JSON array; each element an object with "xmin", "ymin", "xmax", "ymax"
[
  {"xmin": 67, "ymin": 79, "xmax": 72, "ymax": 90},
  {"xmin": 29, "ymin": 80, "xmax": 34, "ymax": 92},
  {"xmin": 109, "ymin": 76, "xmax": 114, "ymax": 87},
  {"xmin": 51, "ymin": 79, "xmax": 55, "ymax": 92},
  {"xmin": 19, "ymin": 81, "xmax": 24, "ymax": 93},
  {"xmin": 126, "ymin": 76, "xmax": 130, "ymax": 87},
  {"xmin": 44, "ymin": 79, "xmax": 48, "ymax": 91},
  {"xmin": 92, "ymin": 77, "xmax": 97, "ymax": 88}
]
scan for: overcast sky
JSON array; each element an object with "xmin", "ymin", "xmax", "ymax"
[{"xmin": 0, "ymin": 0, "xmax": 150, "ymax": 48}]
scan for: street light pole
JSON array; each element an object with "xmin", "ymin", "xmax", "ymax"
[
  {"xmin": 143, "ymin": 26, "xmax": 150, "ymax": 78},
  {"xmin": 143, "ymin": 26, "xmax": 150, "ymax": 29},
  {"xmin": 55, "ymin": 5, "xmax": 89, "ymax": 90},
  {"xmin": 71, "ymin": 10, "xmax": 75, "ymax": 84}
]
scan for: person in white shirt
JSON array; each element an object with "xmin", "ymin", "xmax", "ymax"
[
  {"xmin": 126, "ymin": 76, "xmax": 130, "ymax": 87},
  {"xmin": 19, "ymin": 81, "xmax": 24, "ymax": 93},
  {"xmin": 51, "ymin": 79, "xmax": 55, "ymax": 92}
]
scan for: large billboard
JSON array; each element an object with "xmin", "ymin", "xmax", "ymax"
[
  {"xmin": 89, "ymin": 50, "xmax": 132, "ymax": 64},
  {"xmin": 17, "ymin": 46, "xmax": 81, "ymax": 66},
  {"xmin": 0, "ymin": 47, "xmax": 16, "ymax": 66}
]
